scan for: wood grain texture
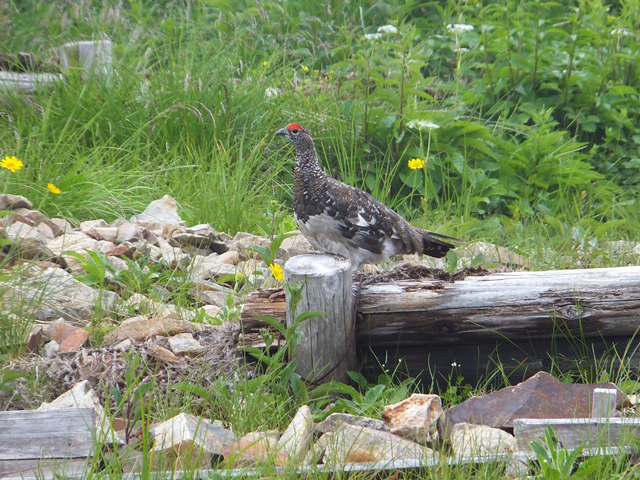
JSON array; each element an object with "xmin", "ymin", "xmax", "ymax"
[
  {"xmin": 285, "ymin": 254, "xmax": 356, "ymax": 383},
  {"xmin": 357, "ymin": 266, "xmax": 640, "ymax": 347},
  {"xmin": 514, "ymin": 417, "xmax": 640, "ymax": 451}
]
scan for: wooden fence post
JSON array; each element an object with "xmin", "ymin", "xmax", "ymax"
[{"xmin": 284, "ymin": 254, "xmax": 356, "ymax": 384}]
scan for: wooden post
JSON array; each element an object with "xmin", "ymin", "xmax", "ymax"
[
  {"xmin": 59, "ymin": 39, "xmax": 113, "ymax": 81},
  {"xmin": 284, "ymin": 254, "xmax": 356, "ymax": 384},
  {"xmin": 592, "ymin": 388, "xmax": 618, "ymax": 418}
]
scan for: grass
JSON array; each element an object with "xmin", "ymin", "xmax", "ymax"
[{"xmin": 1, "ymin": 0, "xmax": 640, "ymax": 478}]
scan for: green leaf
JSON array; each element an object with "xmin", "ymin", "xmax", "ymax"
[{"xmin": 172, "ymin": 381, "xmax": 212, "ymax": 402}]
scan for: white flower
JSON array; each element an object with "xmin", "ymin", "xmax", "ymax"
[
  {"xmin": 407, "ymin": 119, "xmax": 440, "ymax": 130},
  {"xmin": 364, "ymin": 33, "xmax": 383, "ymax": 40},
  {"xmin": 451, "ymin": 361, "xmax": 458, "ymax": 367},
  {"xmin": 447, "ymin": 23, "xmax": 475, "ymax": 34},
  {"xmin": 265, "ymin": 87, "xmax": 279, "ymax": 99},
  {"xmin": 377, "ymin": 25, "xmax": 398, "ymax": 34},
  {"xmin": 611, "ymin": 28, "xmax": 632, "ymax": 37}
]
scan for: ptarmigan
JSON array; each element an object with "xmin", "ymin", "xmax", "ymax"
[{"xmin": 276, "ymin": 123, "xmax": 457, "ymax": 269}]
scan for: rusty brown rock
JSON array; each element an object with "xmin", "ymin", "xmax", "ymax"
[
  {"xmin": 382, "ymin": 393, "xmax": 442, "ymax": 444},
  {"xmin": 42, "ymin": 318, "xmax": 89, "ymax": 352},
  {"xmin": 439, "ymin": 371, "xmax": 628, "ymax": 439}
]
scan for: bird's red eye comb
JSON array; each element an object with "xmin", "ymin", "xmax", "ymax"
[{"xmin": 288, "ymin": 123, "xmax": 302, "ymax": 130}]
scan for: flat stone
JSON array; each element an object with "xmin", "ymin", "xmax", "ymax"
[
  {"xmin": 188, "ymin": 254, "xmax": 237, "ymax": 280},
  {"xmin": 14, "ymin": 208, "xmax": 49, "ymax": 224},
  {"xmin": 36, "ymin": 221, "xmax": 55, "ymax": 240},
  {"xmin": 42, "ymin": 318, "xmax": 90, "ymax": 352},
  {"xmin": 171, "ymin": 224, "xmax": 229, "ymax": 254},
  {"xmin": 157, "ymin": 236, "xmax": 189, "ymax": 268},
  {"xmin": 450, "ymin": 423, "xmax": 516, "ymax": 458},
  {"xmin": 48, "ymin": 217, "xmax": 74, "ymax": 235},
  {"xmin": 104, "ymin": 316, "xmax": 194, "ymax": 345},
  {"xmin": 0, "ymin": 193, "xmax": 32, "ymax": 210},
  {"xmin": 168, "ymin": 332, "xmax": 204, "ymax": 355},
  {"xmin": 42, "ymin": 340, "xmax": 60, "ymax": 357},
  {"xmin": 116, "ymin": 222, "xmax": 146, "ymax": 244},
  {"xmin": 316, "ymin": 413, "xmax": 388, "ymax": 434},
  {"xmin": 217, "ymin": 250, "xmax": 239, "ymax": 264},
  {"xmin": 439, "ymin": 372, "xmax": 628, "ymax": 439},
  {"xmin": 4, "ymin": 220, "xmax": 51, "ymax": 258},
  {"xmin": 0, "ymin": 267, "xmax": 120, "ymax": 324},
  {"xmin": 276, "ymin": 234, "xmax": 315, "ymax": 260},
  {"xmin": 275, "ymin": 405, "xmax": 313, "ymax": 465},
  {"xmin": 150, "ymin": 413, "xmax": 236, "ymax": 470},
  {"xmin": 317, "ymin": 424, "xmax": 437, "ymax": 465},
  {"xmin": 150, "ymin": 344, "xmax": 181, "ymax": 363},
  {"xmin": 189, "ymin": 280, "xmax": 235, "ymax": 307},
  {"xmin": 91, "ymin": 226, "xmax": 118, "ymax": 243},
  {"xmin": 223, "ymin": 430, "xmax": 282, "ymax": 467},
  {"xmin": 46, "ymin": 231, "xmax": 102, "ymax": 256},
  {"xmin": 382, "ymin": 393, "xmax": 442, "ymax": 444}
]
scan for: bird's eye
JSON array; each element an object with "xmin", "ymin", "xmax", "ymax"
[{"xmin": 291, "ymin": 128, "xmax": 299, "ymax": 134}]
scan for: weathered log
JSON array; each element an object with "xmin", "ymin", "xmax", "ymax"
[
  {"xmin": 240, "ymin": 265, "xmax": 640, "ymax": 384},
  {"xmin": 284, "ymin": 254, "xmax": 356, "ymax": 384}
]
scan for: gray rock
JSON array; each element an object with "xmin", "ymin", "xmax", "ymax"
[
  {"xmin": 0, "ymin": 267, "xmax": 120, "ymax": 324},
  {"xmin": 277, "ymin": 234, "xmax": 315, "ymax": 260},
  {"xmin": 131, "ymin": 195, "xmax": 185, "ymax": 227},
  {"xmin": 317, "ymin": 423, "xmax": 437, "ymax": 465},
  {"xmin": 171, "ymin": 224, "xmax": 229, "ymax": 255},
  {"xmin": 79, "ymin": 219, "xmax": 109, "ymax": 231},
  {"xmin": 47, "ymin": 231, "xmax": 106, "ymax": 256},
  {"xmin": 188, "ymin": 254, "xmax": 237, "ymax": 280},
  {"xmin": 0, "ymin": 193, "xmax": 32, "ymax": 210},
  {"xmin": 316, "ymin": 413, "xmax": 388, "ymax": 434},
  {"xmin": 42, "ymin": 340, "xmax": 60, "ymax": 357},
  {"xmin": 450, "ymin": 423, "xmax": 516, "ymax": 458},
  {"xmin": 168, "ymin": 332, "xmax": 204, "ymax": 355},
  {"xmin": 48, "ymin": 217, "xmax": 74, "ymax": 235},
  {"xmin": 4, "ymin": 220, "xmax": 52, "ymax": 258},
  {"xmin": 156, "ymin": 237, "xmax": 189, "ymax": 268},
  {"xmin": 116, "ymin": 221, "xmax": 146, "ymax": 244},
  {"xmin": 275, "ymin": 405, "xmax": 313, "ymax": 465}
]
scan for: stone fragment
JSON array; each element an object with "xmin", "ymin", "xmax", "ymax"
[
  {"xmin": 150, "ymin": 344, "xmax": 181, "ymax": 363},
  {"xmin": 42, "ymin": 318, "xmax": 90, "ymax": 352},
  {"xmin": 4, "ymin": 220, "xmax": 51, "ymax": 258},
  {"xmin": 318, "ymin": 424, "xmax": 437, "ymax": 465},
  {"xmin": 316, "ymin": 413, "xmax": 388, "ymax": 434},
  {"xmin": 46, "ymin": 231, "xmax": 105, "ymax": 256},
  {"xmin": 223, "ymin": 430, "xmax": 282, "ymax": 466},
  {"xmin": 36, "ymin": 221, "xmax": 55, "ymax": 240},
  {"xmin": 227, "ymin": 232, "xmax": 271, "ymax": 260},
  {"xmin": 14, "ymin": 208, "xmax": 49, "ymax": 225},
  {"xmin": 189, "ymin": 280, "xmax": 235, "ymax": 307},
  {"xmin": 0, "ymin": 193, "xmax": 32, "ymax": 210},
  {"xmin": 91, "ymin": 226, "xmax": 119, "ymax": 243},
  {"xmin": 157, "ymin": 236, "xmax": 189, "ymax": 268},
  {"xmin": 439, "ymin": 372, "xmax": 628, "ymax": 439},
  {"xmin": 171, "ymin": 224, "xmax": 229, "ymax": 254},
  {"xmin": 168, "ymin": 332, "xmax": 204, "ymax": 355},
  {"xmin": 26, "ymin": 325, "xmax": 44, "ymax": 353},
  {"xmin": 382, "ymin": 393, "xmax": 442, "ymax": 444},
  {"xmin": 116, "ymin": 222, "xmax": 146, "ymax": 244},
  {"xmin": 150, "ymin": 413, "xmax": 236, "ymax": 470},
  {"xmin": 104, "ymin": 316, "xmax": 194, "ymax": 345},
  {"xmin": 131, "ymin": 195, "xmax": 185, "ymax": 228},
  {"xmin": 0, "ymin": 267, "xmax": 119, "ymax": 324},
  {"xmin": 188, "ymin": 254, "xmax": 237, "ymax": 280},
  {"xmin": 38, "ymin": 380, "xmax": 119, "ymax": 443},
  {"xmin": 49, "ymin": 217, "xmax": 74, "ymax": 235},
  {"xmin": 277, "ymin": 234, "xmax": 315, "ymax": 260},
  {"xmin": 42, "ymin": 340, "xmax": 60, "ymax": 357},
  {"xmin": 450, "ymin": 423, "xmax": 516, "ymax": 458},
  {"xmin": 274, "ymin": 405, "xmax": 313, "ymax": 465},
  {"xmin": 80, "ymin": 219, "xmax": 109, "ymax": 231}
]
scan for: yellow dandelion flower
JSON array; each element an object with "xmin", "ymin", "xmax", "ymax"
[
  {"xmin": 408, "ymin": 158, "xmax": 425, "ymax": 170},
  {"xmin": 47, "ymin": 183, "xmax": 62, "ymax": 194},
  {"xmin": 269, "ymin": 263, "xmax": 284, "ymax": 282},
  {"xmin": 262, "ymin": 61, "xmax": 269, "ymax": 67},
  {"xmin": 301, "ymin": 65, "xmax": 310, "ymax": 73},
  {"xmin": 0, "ymin": 155, "xmax": 24, "ymax": 173}
]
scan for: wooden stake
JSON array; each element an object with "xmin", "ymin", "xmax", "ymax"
[{"xmin": 284, "ymin": 254, "xmax": 356, "ymax": 384}]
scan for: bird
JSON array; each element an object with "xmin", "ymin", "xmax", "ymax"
[{"xmin": 275, "ymin": 123, "xmax": 458, "ymax": 269}]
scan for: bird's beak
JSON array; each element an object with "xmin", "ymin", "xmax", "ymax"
[{"xmin": 275, "ymin": 126, "xmax": 288, "ymax": 137}]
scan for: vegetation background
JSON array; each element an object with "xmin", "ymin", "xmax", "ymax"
[{"xmin": 1, "ymin": 0, "xmax": 640, "ymax": 477}]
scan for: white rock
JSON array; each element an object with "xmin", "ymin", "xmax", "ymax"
[
  {"xmin": 0, "ymin": 193, "xmax": 32, "ymax": 210},
  {"xmin": 382, "ymin": 393, "xmax": 443, "ymax": 444},
  {"xmin": 168, "ymin": 332, "xmax": 204, "ymax": 355},
  {"xmin": 47, "ymin": 231, "xmax": 102, "ymax": 256},
  {"xmin": 275, "ymin": 405, "xmax": 314, "ymax": 465},
  {"xmin": 188, "ymin": 254, "xmax": 237, "ymax": 280},
  {"xmin": 80, "ymin": 219, "xmax": 109, "ymax": 231},
  {"xmin": 4, "ymin": 220, "xmax": 51, "ymax": 258},
  {"xmin": 450, "ymin": 423, "xmax": 516, "ymax": 458},
  {"xmin": 131, "ymin": 195, "xmax": 185, "ymax": 227},
  {"xmin": 116, "ymin": 222, "xmax": 146, "ymax": 244},
  {"xmin": 42, "ymin": 340, "xmax": 60, "ymax": 357}
]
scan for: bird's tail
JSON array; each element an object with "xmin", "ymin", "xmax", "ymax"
[{"xmin": 417, "ymin": 228, "xmax": 459, "ymax": 258}]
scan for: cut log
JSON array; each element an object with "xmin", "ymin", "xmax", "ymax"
[
  {"xmin": 284, "ymin": 254, "xmax": 356, "ymax": 384},
  {"xmin": 241, "ymin": 265, "xmax": 640, "ymax": 384}
]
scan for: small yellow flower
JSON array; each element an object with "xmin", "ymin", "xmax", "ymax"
[
  {"xmin": 47, "ymin": 183, "xmax": 62, "ymax": 194},
  {"xmin": 269, "ymin": 263, "xmax": 284, "ymax": 282},
  {"xmin": 301, "ymin": 65, "xmax": 309, "ymax": 73},
  {"xmin": 408, "ymin": 158, "xmax": 426, "ymax": 170},
  {"xmin": 235, "ymin": 272, "xmax": 245, "ymax": 281},
  {"xmin": 262, "ymin": 61, "xmax": 269, "ymax": 67},
  {"xmin": 0, "ymin": 155, "xmax": 24, "ymax": 173}
]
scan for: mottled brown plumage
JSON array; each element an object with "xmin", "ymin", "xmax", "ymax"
[{"xmin": 276, "ymin": 123, "xmax": 457, "ymax": 268}]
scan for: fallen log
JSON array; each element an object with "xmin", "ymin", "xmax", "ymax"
[{"xmin": 240, "ymin": 264, "xmax": 640, "ymax": 384}]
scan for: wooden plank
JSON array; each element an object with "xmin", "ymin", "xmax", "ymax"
[
  {"xmin": 0, "ymin": 408, "xmax": 95, "ymax": 460},
  {"xmin": 514, "ymin": 417, "xmax": 640, "ymax": 451},
  {"xmin": 285, "ymin": 254, "xmax": 356, "ymax": 384},
  {"xmin": 1, "ymin": 457, "xmax": 87, "ymax": 479},
  {"xmin": 357, "ymin": 266, "xmax": 640, "ymax": 347},
  {"xmin": 0, "ymin": 71, "xmax": 64, "ymax": 92}
]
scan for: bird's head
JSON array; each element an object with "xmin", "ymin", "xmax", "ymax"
[{"xmin": 275, "ymin": 123, "xmax": 314, "ymax": 151}]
